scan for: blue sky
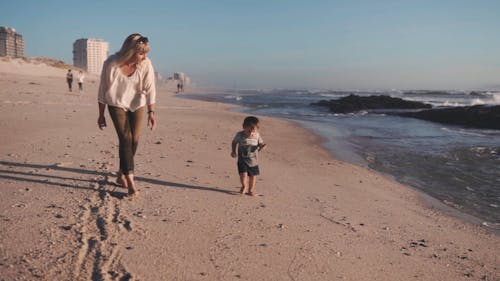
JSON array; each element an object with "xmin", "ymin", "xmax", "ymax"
[{"xmin": 3, "ymin": 0, "xmax": 500, "ymax": 90}]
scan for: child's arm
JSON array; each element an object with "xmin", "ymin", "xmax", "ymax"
[
  {"xmin": 257, "ymin": 133, "xmax": 266, "ymax": 152},
  {"xmin": 231, "ymin": 139, "xmax": 238, "ymax": 158},
  {"xmin": 258, "ymin": 143, "xmax": 267, "ymax": 152}
]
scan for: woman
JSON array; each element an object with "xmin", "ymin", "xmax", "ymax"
[{"xmin": 97, "ymin": 33, "xmax": 157, "ymax": 197}]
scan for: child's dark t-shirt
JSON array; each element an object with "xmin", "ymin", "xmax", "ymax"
[{"xmin": 232, "ymin": 131, "xmax": 264, "ymax": 167}]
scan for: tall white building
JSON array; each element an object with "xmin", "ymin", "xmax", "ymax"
[
  {"xmin": 73, "ymin": 38, "xmax": 109, "ymax": 74},
  {"xmin": 0, "ymin": 26, "xmax": 24, "ymax": 57}
]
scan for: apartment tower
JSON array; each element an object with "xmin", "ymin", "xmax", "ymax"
[
  {"xmin": 73, "ymin": 38, "xmax": 109, "ymax": 74},
  {"xmin": 0, "ymin": 26, "xmax": 24, "ymax": 57}
]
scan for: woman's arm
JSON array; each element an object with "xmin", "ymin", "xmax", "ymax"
[
  {"xmin": 147, "ymin": 104, "xmax": 157, "ymax": 130},
  {"xmin": 144, "ymin": 59, "xmax": 157, "ymax": 130},
  {"xmin": 143, "ymin": 58, "xmax": 156, "ymax": 105},
  {"xmin": 97, "ymin": 102, "xmax": 107, "ymax": 130},
  {"xmin": 97, "ymin": 58, "xmax": 110, "ymax": 130}
]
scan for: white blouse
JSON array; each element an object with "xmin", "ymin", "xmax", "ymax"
[{"xmin": 97, "ymin": 54, "xmax": 156, "ymax": 112}]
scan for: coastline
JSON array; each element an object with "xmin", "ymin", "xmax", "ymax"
[
  {"xmin": 180, "ymin": 90, "xmax": 500, "ymax": 235},
  {"xmin": 288, "ymin": 119, "xmax": 500, "ymax": 235},
  {"xmin": 1, "ymin": 62, "xmax": 499, "ymax": 280}
]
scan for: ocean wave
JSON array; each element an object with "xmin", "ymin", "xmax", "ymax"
[
  {"xmin": 223, "ymin": 95, "xmax": 242, "ymax": 101},
  {"xmin": 318, "ymin": 93, "xmax": 345, "ymax": 98},
  {"xmin": 403, "ymin": 90, "xmax": 461, "ymax": 97},
  {"xmin": 491, "ymin": 92, "xmax": 500, "ymax": 104},
  {"xmin": 442, "ymin": 100, "xmax": 463, "ymax": 107},
  {"xmin": 481, "ymin": 221, "xmax": 500, "ymax": 230},
  {"xmin": 470, "ymin": 98, "xmax": 486, "ymax": 105},
  {"xmin": 440, "ymin": 127, "xmax": 487, "ymax": 137},
  {"xmin": 469, "ymin": 146, "xmax": 499, "ymax": 157},
  {"xmin": 468, "ymin": 93, "xmax": 500, "ymax": 105}
]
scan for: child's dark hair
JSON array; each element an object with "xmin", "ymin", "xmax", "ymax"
[{"xmin": 243, "ymin": 116, "xmax": 259, "ymax": 128}]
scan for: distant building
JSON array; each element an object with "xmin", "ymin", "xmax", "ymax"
[
  {"xmin": 0, "ymin": 26, "xmax": 24, "ymax": 57},
  {"xmin": 73, "ymin": 38, "xmax": 109, "ymax": 74}
]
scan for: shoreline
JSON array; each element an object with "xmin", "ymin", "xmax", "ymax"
[
  {"xmin": 1, "ymin": 62, "xmax": 499, "ymax": 280},
  {"xmin": 179, "ymin": 91, "xmax": 500, "ymax": 235}
]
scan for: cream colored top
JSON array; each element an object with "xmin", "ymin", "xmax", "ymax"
[{"xmin": 97, "ymin": 54, "xmax": 156, "ymax": 112}]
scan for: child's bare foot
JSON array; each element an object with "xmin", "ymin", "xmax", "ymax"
[
  {"xmin": 245, "ymin": 191, "xmax": 257, "ymax": 197},
  {"xmin": 239, "ymin": 186, "xmax": 246, "ymax": 194}
]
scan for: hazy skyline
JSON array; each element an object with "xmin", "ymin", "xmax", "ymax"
[{"xmin": 3, "ymin": 0, "xmax": 500, "ymax": 90}]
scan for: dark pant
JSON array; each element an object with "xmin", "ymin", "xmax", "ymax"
[
  {"xmin": 108, "ymin": 106, "xmax": 145, "ymax": 175},
  {"xmin": 67, "ymin": 79, "xmax": 73, "ymax": 91}
]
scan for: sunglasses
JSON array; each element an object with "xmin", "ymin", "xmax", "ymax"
[{"xmin": 137, "ymin": 36, "xmax": 149, "ymax": 44}]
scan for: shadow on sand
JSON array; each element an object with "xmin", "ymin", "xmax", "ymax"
[{"xmin": 0, "ymin": 160, "xmax": 237, "ymax": 199}]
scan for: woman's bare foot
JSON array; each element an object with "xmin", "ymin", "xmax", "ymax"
[
  {"xmin": 125, "ymin": 174, "xmax": 139, "ymax": 197},
  {"xmin": 126, "ymin": 190, "xmax": 139, "ymax": 199},
  {"xmin": 245, "ymin": 191, "xmax": 257, "ymax": 197},
  {"xmin": 116, "ymin": 172, "xmax": 128, "ymax": 189},
  {"xmin": 239, "ymin": 186, "xmax": 246, "ymax": 194}
]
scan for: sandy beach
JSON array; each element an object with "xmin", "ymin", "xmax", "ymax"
[{"xmin": 0, "ymin": 59, "xmax": 499, "ymax": 281}]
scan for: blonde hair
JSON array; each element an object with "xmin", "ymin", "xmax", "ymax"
[{"xmin": 114, "ymin": 33, "xmax": 150, "ymax": 66}]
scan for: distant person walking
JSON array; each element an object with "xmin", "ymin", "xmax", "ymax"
[
  {"xmin": 177, "ymin": 82, "xmax": 181, "ymax": 93},
  {"xmin": 97, "ymin": 33, "xmax": 157, "ymax": 198},
  {"xmin": 66, "ymin": 69, "xmax": 73, "ymax": 92},
  {"xmin": 77, "ymin": 70, "xmax": 85, "ymax": 93}
]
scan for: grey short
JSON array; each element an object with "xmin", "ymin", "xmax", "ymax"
[{"xmin": 237, "ymin": 161, "xmax": 260, "ymax": 176}]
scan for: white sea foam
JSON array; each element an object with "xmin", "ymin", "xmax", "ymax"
[
  {"xmin": 223, "ymin": 95, "xmax": 242, "ymax": 101},
  {"xmin": 440, "ymin": 127, "xmax": 486, "ymax": 137},
  {"xmin": 319, "ymin": 93, "xmax": 342, "ymax": 98},
  {"xmin": 470, "ymin": 98, "xmax": 486, "ymax": 105},
  {"xmin": 482, "ymin": 222, "xmax": 500, "ymax": 230},
  {"xmin": 491, "ymin": 92, "xmax": 500, "ymax": 104},
  {"xmin": 442, "ymin": 100, "xmax": 462, "ymax": 107},
  {"xmin": 467, "ymin": 92, "xmax": 500, "ymax": 105}
]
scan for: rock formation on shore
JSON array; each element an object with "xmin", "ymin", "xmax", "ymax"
[
  {"xmin": 397, "ymin": 105, "xmax": 500, "ymax": 130},
  {"xmin": 311, "ymin": 94, "xmax": 432, "ymax": 114},
  {"xmin": 311, "ymin": 94, "xmax": 500, "ymax": 130}
]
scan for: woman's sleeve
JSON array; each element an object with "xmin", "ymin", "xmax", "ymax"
[
  {"xmin": 97, "ymin": 59, "xmax": 110, "ymax": 104},
  {"xmin": 143, "ymin": 59, "xmax": 156, "ymax": 105}
]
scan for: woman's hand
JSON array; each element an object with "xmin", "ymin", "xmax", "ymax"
[
  {"xmin": 97, "ymin": 115, "xmax": 106, "ymax": 130},
  {"xmin": 147, "ymin": 112, "xmax": 157, "ymax": 130}
]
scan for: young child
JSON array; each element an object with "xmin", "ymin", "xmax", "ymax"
[{"xmin": 231, "ymin": 116, "xmax": 267, "ymax": 196}]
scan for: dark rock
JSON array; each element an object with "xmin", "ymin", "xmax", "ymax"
[
  {"xmin": 397, "ymin": 105, "xmax": 500, "ymax": 130},
  {"xmin": 312, "ymin": 94, "xmax": 432, "ymax": 114},
  {"xmin": 60, "ymin": 225, "xmax": 72, "ymax": 231}
]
